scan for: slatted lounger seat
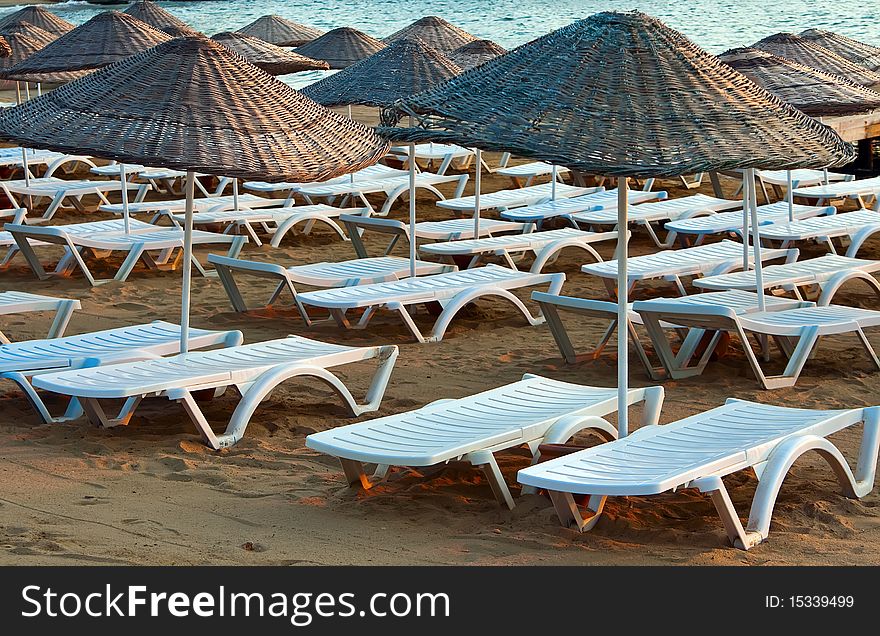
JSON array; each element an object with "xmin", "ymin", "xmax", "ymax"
[
  {"xmin": 665, "ymin": 201, "xmax": 835, "ymax": 241},
  {"xmin": 0, "ymin": 291, "xmax": 80, "ymax": 343},
  {"xmin": 419, "ymin": 227, "xmax": 621, "ymax": 272},
  {"xmin": 635, "ymin": 300, "xmax": 880, "ymax": 388},
  {"xmin": 498, "ymin": 188, "xmax": 663, "ymax": 225},
  {"xmin": 517, "ymin": 400, "xmax": 880, "ymax": 549},
  {"xmin": 306, "ymin": 374, "xmax": 664, "ymax": 508},
  {"xmin": 296, "ymin": 264, "xmax": 565, "ymax": 342},
  {"xmin": 0, "ymin": 321, "xmax": 242, "ymax": 424},
  {"xmin": 208, "ymin": 254, "xmax": 454, "ymax": 322},
  {"xmin": 436, "ymin": 182, "xmax": 593, "ymax": 215},
  {"xmin": 0, "ymin": 177, "xmax": 150, "ymax": 221},
  {"xmin": 532, "ymin": 289, "xmax": 804, "ymax": 380},
  {"xmin": 0, "ymin": 149, "xmax": 94, "ymax": 176},
  {"xmin": 340, "ymin": 215, "xmax": 529, "ymax": 259},
  {"xmin": 243, "ymin": 165, "xmax": 409, "ymax": 205},
  {"xmin": 693, "ymin": 254, "xmax": 880, "ymax": 305},
  {"xmin": 792, "ymin": 176, "xmax": 880, "ymax": 210},
  {"xmin": 754, "ymin": 209, "xmax": 880, "ymax": 257},
  {"xmin": 6, "ymin": 224, "xmax": 247, "ymax": 286},
  {"xmin": 90, "ymin": 165, "xmax": 231, "ymax": 197},
  {"xmin": 99, "ymin": 193, "xmax": 282, "ymax": 223},
  {"xmin": 496, "ymin": 161, "xmax": 571, "ymax": 187},
  {"xmin": 388, "ymin": 143, "xmax": 474, "ymax": 174},
  {"xmin": 298, "ymin": 172, "xmax": 469, "ymax": 217},
  {"xmin": 582, "ymin": 240, "xmax": 798, "ymax": 297},
  {"xmin": 571, "ymin": 194, "xmax": 743, "ymax": 247},
  {"xmin": 32, "ymin": 336, "xmax": 399, "ymax": 450}
]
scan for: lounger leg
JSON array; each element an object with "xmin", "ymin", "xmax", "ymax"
[
  {"xmin": 11, "ymin": 234, "xmax": 50, "ymax": 281},
  {"xmin": 171, "ymin": 390, "xmax": 223, "ymax": 450},
  {"xmin": 540, "ymin": 301, "xmax": 581, "ymax": 364},
  {"xmin": 114, "ymin": 246, "xmax": 146, "ymax": 282},
  {"xmin": 548, "ymin": 491, "xmax": 606, "ymax": 532},
  {"xmin": 690, "ymin": 475, "xmax": 759, "ymax": 549},
  {"xmin": 40, "ymin": 193, "xmax": 66, "ymax": 222},
  {"xmin": 46, "ymin": 300, "xmax": 79, "ymax": 339},
  {"xmin": 854, "ymin": 327, "xmax": 880, "ymax": 371},
  {"xmin": 467, "ymin": 450, "xmax": 515, "ymax": 509},
  {"xmin": 213, "ymin": 262, "xmax": 249, "ymax": 312},
  {"xmin": 3, "ymin": 372, "xmax": 72, "ymax": 424},
  {"xmin": 817, "ymin": 270, "xmax": 880, "ymax": 306},
  {"xmin": 340, "ymin": 458, "xmax": 372, "ymax": 489}
]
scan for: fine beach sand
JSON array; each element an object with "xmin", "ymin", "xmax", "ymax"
[{"xmin": 1, "ymin": 105, "xmax": 879, "ymax": 566}]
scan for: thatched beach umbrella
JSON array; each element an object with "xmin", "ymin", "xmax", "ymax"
[
  {"xmin": 718, "ymin": 47, "xmax": 880, "ymax": 116},
  {"xmin": 124, "ymin": 0, "xmax": 193, "ymax": 36},
  {"xmin": 0, "ymin": 35, "xmax": 389, "ymax": 351},
  {"xmin": 294, "ymin": 27, "xmax": 385, "ymax": 69},
  {"xmin": 800, "ymin": 28, "xmax": 880, "ymax": 72},
  {"xmin": 449, "ymin": 39, "xmax": 506, "ymax": 70},
  {"xmin": 212, "ymin": 31, "xmax": 329, "ymax": 74},
  {"xmin": 384, "ymin": 15, "xmax": 476, "ymax": 52},
  {"xmin": 0, "ymin": 6, "xmax": 73, "ymax": 38},
  {"xmin": 0, "ymin": 22, "xmax": 58, "ymax": 48},
  {"xmin": 383, "ymin": 11, "xmax": 854, "ymax": 436},
  {"xmin": 2, "ymin": 12, "xmax": 172, "ymax": 84},
  {"xmin": 0, "ymin": 36, "xmax": 9, "ymax": 58},
  {"xmin": 236, "ymin": 14, "xmax": 324, "ymax": 47},
  {"xmin": 752, "ymin": 33, "xmax": 880, "ymax": 88}
]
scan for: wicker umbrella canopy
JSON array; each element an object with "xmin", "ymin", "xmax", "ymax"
[
  {"xmin": 294, "ymin": 27, "xmax": 386, "ymax": 69},
  {"xmin": 752, "ymin": 33, "xmax": 880, "ymax": 88},
  {"xmin": 0, "ymin": 36, "xmax": 9, "ymax": 58},
  {"xmin": 236, "ymin": 14, "xmax": 324, "ymax": 47},
  {"xmin": 800, "ymin": 28, "xmax": 880, "ymax": 72},
  {"xmin": 164, "ymin": 24, "xmax": 203, "ymax": 38},
  {"xmin": 718, "ymin": 47, "xmax": 880, "ymax": 116},
  {"xmin": 384, "ymin": 12, "xmax": 854, "ymax": 176},
  {"xmin": 124, "ymin": 0, "xmax": 193, "ymax": 36},
  {"xmin": 0, "ymin": 22, "xmax": 58, "ymax": 48},
  {"xmin": 0, "ymin": 35, "xmax": 390, "ymax": 181},
  {"xmin": 212, "ymin": 31, "xmax": 328, "ymax": 74},
  {"xmin": 384, "ymin": 15, "xmax": 476, "ymax": 52},
  {"xmin": 302, "ymin": 38, "xmax": 460, "ymax": 107},
  {"xmin": 0, "ymin": 7, "xmax": 73, "ymax": 37},
  {"xmin": 448, "ymin": 39, "xmax": 506, "ymax": 70},
  {"xmin": 0, "ymin": 32, "xmax": 82, "ymax": 83},
  {"xmin": 2, "ymin": 12, "xmax": 172, "ymax": 83}
]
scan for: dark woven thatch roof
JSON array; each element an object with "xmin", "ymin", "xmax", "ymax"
[
  {"xmin": 301, "ymin": 38, "xmax": 460, "ymax": 107},
  {"xmin": 163, "ymin": 24, "xmax": 203, "ymax": 38},
  {"xmin": 0, "ymin": 22, "xmax": 58, "ymax": 48},
  {"xmin": 800, "ymin": 28, "xmax": 880, "ymax": 71},
  {"xmin": 1, "ymin": 11, "xmax": 172, "ymax": 83},
  {"xmin": 0, "ymin": 35, "xmax": 389, "ymax": 182},
  {"xmin": 0, "ymin": 7, "xmax": 73, "ymax": 37},
  {"xmin": 212, "ymin": 31, "xmax": 329, "ymax": 74},
  {"xmin": 448, "ymin": 39, "xmax": 506, "ymax": 69},
  {"xmin": 0, "ymin": 36, "xmax": 9, "ymax": 58},
  {"xmin": 236, "ymin": 14, "xmax": 324, "ymax": 47},
  {"xmin": 294, "ymin": 27, "xmax": 385, "ymax": 69},
  {"xmin": 382, "ymin": 12, "xmax": 854, "ymax": 177},
  {"xmin": 719, "ymin": 47, "xmax": 880, "ymax": 116},
  {"xmin": 752, "ymin": 33, "xmax": 880, "ymax": 88},
  {"xmin": 124, "ymin": 0, "xmax": 193, "ymax": 36},
  {"xmin": 0, "ymin": 32, "xmax": 82, "ymax": 83},
  {"xmin": 384, "ymin": 16, "xmax": 476, "ymax": 52}
]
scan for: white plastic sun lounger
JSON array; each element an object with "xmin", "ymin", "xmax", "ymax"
[
  {"xmin": 296, "ymin": 264, "xmax": 565, "ymax": 342},
  {"xmin": 0, "ymin": 177, "xmax": 151, "ymax": 221},
  {"xmin": 582, "ymin": 240, "xmax": 798, "ymax": 297},
  {"xmin": 243, "ymin": 165, "xmax": 409, "ymax": 205},
  {"xmin": 793, "ymin": 176, "xmax": 880, "ymax": 210},
  {"xmin": 419, "ymin": 227, "xmax": 621, "ymax": 272},
  {"xmin": 635, "ymin": 300, "xmax": 880, "ymax": 388},
  {"xmin": 0, "ymin": 291, "xmax": 80, "ymax": 343},
  {"xmin": 0, "ymin": 149, "xmax": 94, "ymax": 177},
  {"xmin": 99, "ymin": 193, "xmax": 281, "ymax": 223},
  {"xmin": 306, "ymin": 374, "xmax": 664, "ymax": 508},
  {"xmin": 32, "ymin": 336, "xmax": 399, "ymax": 450},
  {"xmin": 208, "ymin": 254, "xmax": 455, "ymax": 322},
  {"xmin": 0, "ymin": 321, "xmax": 242, "ymax": 424},
  {"xmin": 664, "ymin": 201, "xmax": 836, "ymax": 241},
  {"xmin": 298, "ymin": 172, "xmax": 469, "ymax": 217},
  {"xmin": 7, "ymin": 224, "xmax": 247, "ymax": 286},
  {"xmin": 436, "ymin": 182, "xmax": 593, "ymax": 215},
  {"xmin": 166, "ymin": 204, "xmax": 368, "ymax": 247},
  {"xmin": 533, "ymin": 289, "xmax": 804, "ymax": 381},
  {"xmin": 693, "ymin": 254, "xmax": 880, "ymax": 305},
  {"xmin": 517, "ymin": 399, "xmax": 879, "ymax": 549},
  {"xmin": 498, "ymin": 188, "xmax": 664, "ymax": 225},
  {"xmin": 340, "ymin": 215, "xmax": 529, "ymax": 259},
  {"xmin": 754, "ymin": 209, "xmax": 880, "ymax": 258},
  {"xmin": 89, "ymin": 165, "xmax": 231, "ymax": 197},
  {"xmin": 388, "ymin": 143, "xmax": 474, "ymax": 175},
  {"xmin": 571, "ymin": 194, "xmax": 743, "ymax": 248},
  {"xmin": 496, "ymin": 161, "xmax": 571, "ymax": 187}
]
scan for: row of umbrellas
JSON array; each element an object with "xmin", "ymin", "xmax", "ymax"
[{"xmin": 0, "ymin": 8, "xmax": 866, "ymax": 435}]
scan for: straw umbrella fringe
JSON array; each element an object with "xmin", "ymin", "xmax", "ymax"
[
  {"xmin": 212, "ymin": 32, "xmax": 329, "ymax": 74},
  {"xmin": 381, "ymin": 11, "xmax": 854, "ymax": 437},
  {"xmin": 237, "ymin": 14, "xmax": 324, "ymax": 47},
  {"xmin": 800, "ymin": 28, "xmax": 880, "ymax": 72},
  {"xmin": 0, "ymin": 35, "xmax": 389, "ymax": 352}
]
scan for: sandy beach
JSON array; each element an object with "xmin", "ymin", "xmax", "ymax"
[{"xmin": 0, "ymin": 102, "xmax": 878, "ymax": 567}]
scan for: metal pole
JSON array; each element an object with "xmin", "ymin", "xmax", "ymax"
[
  {"xmin": 120, "ymin": 163, "xmax": 131, "ymax": 234},
  {"xmin": 786, "ymin": 169, "xmax": 794, "ymax": 222},
  {"xmin": 233, "ymin": 178, "xmax": 239, "ymax": 211},
  {"xmin": 15, "ymin": 82, "xmax": 31, "ymax": 211},
  {"xmin": 748, "ymin": 168, "xmax": 766, "ymax": 312},
  {"xmin": 741, "ymin": 171, "xmax": 750, "ymax": 271},
  {"xmin": 408, "ymin": 141, "xmax": 417, "ymax": 278},
  {"xmin": 551, "ymin": 164, "xmax": 558, "ymax": 200},
  {"xmin": 616, "ymin": 176, "xmax": 629, "ymax": 438},
  {"xmin": 474, "ymin": 148, "xmax": 482, "ymax": 239},
  {"xmin": 180, "ymin": 170, "xmax": 195, "ymax": 353}
]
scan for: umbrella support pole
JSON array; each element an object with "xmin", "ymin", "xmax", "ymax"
[
  {"xmin": 180, "ymin": 170, "xmax": 195, "ymax": 353},
  {"xmin": 474, "ymin": 148, "xmax": 481, "ymax": 239},
  {"xmin": 616, "ymin": 176, "xmax": 629, "ymax": 437}
]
